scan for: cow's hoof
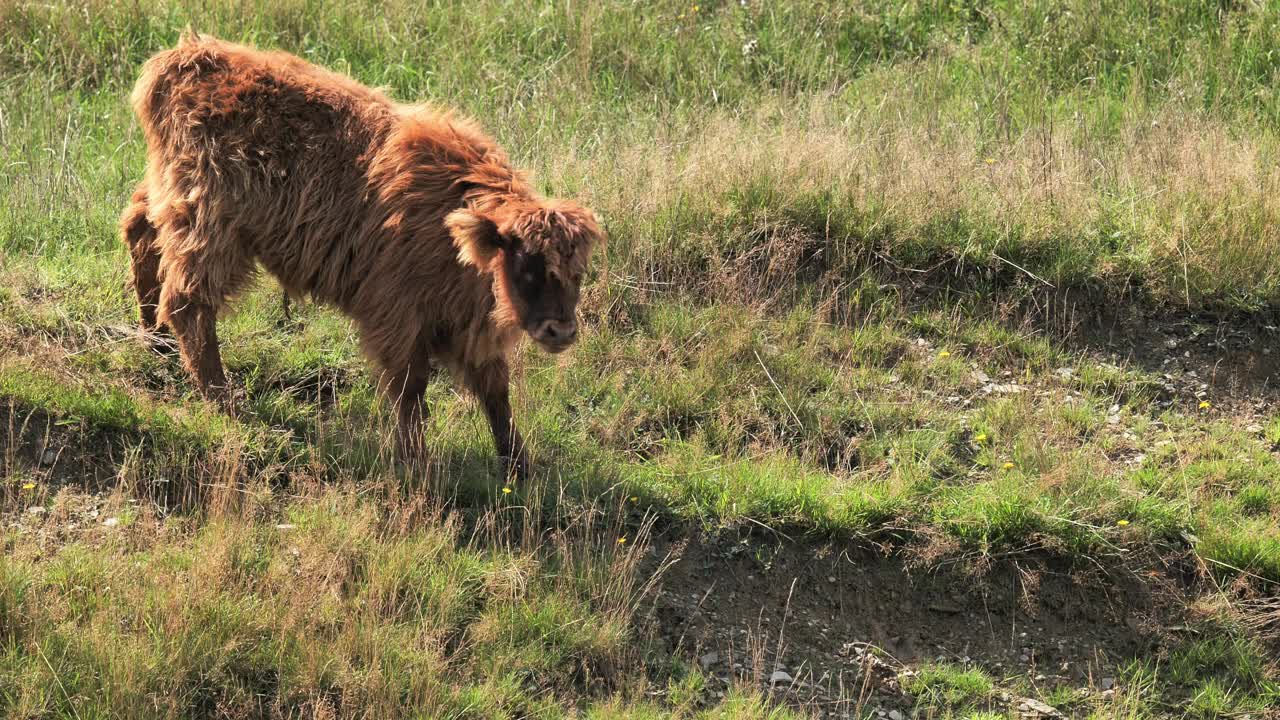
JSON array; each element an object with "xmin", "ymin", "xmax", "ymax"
[
  {"xmin": 501, "ymin": 453, "xmax": 530, "ymax": 485},
  {"xmin": 140, "ymin": 326, "xmax": 178, "ymax": 355},
  {"xmin": 202, "ymin": 383, "xmax": 245, "ymax": 416}
]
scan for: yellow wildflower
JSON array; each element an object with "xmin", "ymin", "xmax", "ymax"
[
  {"xmin": 502, "ymin": 486, "xmax": 512, "ymax": 495},
  {"xmin": 938, "ymin": 350, "xmax": 951, "ymax": 358},
  {"xmin": 617, "ymin": 537, "xmax": 627, "ymax": 545},
  {"xmin": 983, "ymin": 158, "xmax": 995, "ymax": 164},
  {"xmin": 1002, "ymin": 462, "xmax": 1015, "ymax": 470},
  {"xmin": 629, "ymin": 496, "xmax": 638, "ymax": 503},
  {"xmin": 1116, "ymin": 519, "xmax": 1130, "ymax": 527},
  {"xmin": 1198, "ymin": 400, "xmax": 1211, "ymax": 410},
  {"xmin": 974, "ymin": 433, "xmax": 988, "ymax": 443},
  {"xmin": 22, "ymin": 482, "xmax": 36, "ymax": 490}
]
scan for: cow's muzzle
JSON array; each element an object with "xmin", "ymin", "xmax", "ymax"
[{"xmin": 531, "ymin": 318, "xmax": 577, "ymax": 353}]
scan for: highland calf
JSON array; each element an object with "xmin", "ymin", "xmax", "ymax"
[{"xmin": 120, "ymin": 34, "xmax": 604, "ymax": 481}]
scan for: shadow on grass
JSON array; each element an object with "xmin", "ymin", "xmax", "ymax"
[
  {"xmin": 0, "ymin": 388, "xmax": 646, "ymax": 531},
  {"xmin": 874, "ymin": 268, "xmax": 1280, "ymax": 405}
]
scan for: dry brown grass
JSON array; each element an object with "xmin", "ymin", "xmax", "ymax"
[{"xmin": 555, "ymin": 94, "xmax": 1280, "ymax": 309}]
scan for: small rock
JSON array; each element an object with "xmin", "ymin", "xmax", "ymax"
[
  {"xmin": 1100, "ymin": 677, "xmax": 1115, "ymax": 690},
  {"xmin": 699, "ymin": 652, "xmax": 719, "ymax": 669},
  {"xmin": 40, "ymin": 448, "xmax": 57, "ymax": 466},
  {"xmin": 275, "ymin": 523, "xmax": 298, "ymax": 530},
  {"xmin": 1016, "ymin": 698, "xmax": 1062, "ymax": 718},
  {"xmin": 769, "ymin": 670, "xmax": 793, "ymax": 686},
  {"xmin": 888, "ymin": 711, "xmax": 904, "ymax": 720},
  {"xmin": 102, "ymin": 517, "xmax": 120, "ymax": 528},
  {"xmin": 26, "ymin": 506, "xmax": 46, "ymax": 516}
]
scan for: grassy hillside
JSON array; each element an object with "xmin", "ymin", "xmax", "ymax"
[{"xmin": 2, "ymin": 1, "xmax": 1279, "ymax": 718}]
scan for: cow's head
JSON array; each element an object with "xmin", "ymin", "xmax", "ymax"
[{"xmin": 447, "ymin": 200, "xmax": 604, "ymax": 353}]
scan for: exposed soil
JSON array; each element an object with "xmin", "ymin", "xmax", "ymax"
[
  {"xmin": 2, "ymin": 403, "xmax": 121, "ymax": 491},
  {"xmin": 640, "ymin": 529, "xmax": 1207, "ymax": 717},
  {"xmin": 877, "ymin": 265, "xmax": 1280, "ymax": 415},
  {"xmin": 1072, "ymin": 302, "xmax": 1280, "ymax": 418}
]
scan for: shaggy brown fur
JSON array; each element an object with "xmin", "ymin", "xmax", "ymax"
[{"xmin": 121, "ymin": 34, "xmax": 603, "ymax": 480}]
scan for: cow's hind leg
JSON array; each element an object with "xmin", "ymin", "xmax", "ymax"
[
  {"xmin": 155, "ymin": 227, "xmax": 253, "ymax": 405},
  {"xmin": 463, "ymin": 358, "xmax": 529, "ymax": 484},
  {"xmin": 119, "ymin": 184, "xmax": 172, "ymax": 351}
]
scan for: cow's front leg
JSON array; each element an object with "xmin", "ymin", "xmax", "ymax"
[
  {"xmin": 381, "ymin": 359, "xmax": 437, "ymax": 468},
  {"xmin": 160, "ymin": 285, "xmax": 231, "ymax": 405},
  {"xmin": 464, "ymin": 358, "xmax": 528, "ymax": 484}
]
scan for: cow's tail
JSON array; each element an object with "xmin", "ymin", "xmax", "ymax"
[
  {"xmin": 120, "ymin": 183, "xmax": 164, "ymax": 332},
  {"xmin": 120, "ymin": 184, "xmax": 156, "ymax": 263}
]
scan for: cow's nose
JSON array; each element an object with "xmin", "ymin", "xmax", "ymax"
[{"xmin": 534, "ymin": 318, "xmax": 577, "ymax": 348}]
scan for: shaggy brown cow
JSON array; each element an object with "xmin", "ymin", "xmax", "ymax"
[{"xmin": 120, "ymin": 34, "xmax": 604, "ymax": 481}]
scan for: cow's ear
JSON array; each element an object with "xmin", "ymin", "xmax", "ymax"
[{"xmin": 446, "ymin": 209, "xmax": 507, "ymax": 270}]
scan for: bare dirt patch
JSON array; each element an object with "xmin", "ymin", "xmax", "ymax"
[
  {"xmin": 641, "ymin": 529, "xmax": 1205, "ymax": 717},
  {"xmin": 1074, "ymin": 303, "xmax": 1280, "ymax": 418}
]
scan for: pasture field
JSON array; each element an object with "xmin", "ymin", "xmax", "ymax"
[{"xmin": 2, "ymin": 1, "xmax": 1279, "ymax": 717}]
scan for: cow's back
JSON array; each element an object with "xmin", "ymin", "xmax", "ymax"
[
  {"xmin": 132, "ymin": 34, "xmax": 393, "ymax": 177},
  {"xmin": 132, "ymin": 34, "xmax": 405, "ymax": 304}
]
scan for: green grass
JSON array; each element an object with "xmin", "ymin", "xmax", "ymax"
[
  {"xmin": 6, "ymin": 295, "xmax": 1278, "ymax": 577},
  {"xmin": 3, "ymin": 0, "xmax": 1280, "ymax": 717},
  {"xmin": 2, "ymin": 492, "xmax": 635, "ymax": 716},
  {"xmin": 902, "ymin": 662, "xmax": 994, "ymax": 710}
]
